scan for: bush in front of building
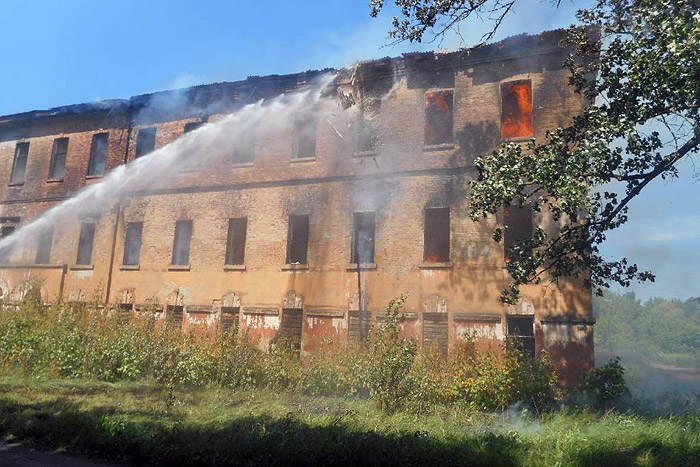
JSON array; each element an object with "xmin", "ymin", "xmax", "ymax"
[{"xmin": 0, "ymin": 289, "xmax": 565, "ymax": 413}]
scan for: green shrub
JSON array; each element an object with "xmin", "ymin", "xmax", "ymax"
[
  {"xmin": 581, "ymin": 357, "xmax": 631, "ymax": 407},
  {"xmin": 367, "ymin": 294, "xmax": 418, "ymax": 411}
]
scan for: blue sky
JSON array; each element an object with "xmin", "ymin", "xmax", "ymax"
[{"xmin": 0, "ymin": 0, "xmax": 696, "ymax": 300}]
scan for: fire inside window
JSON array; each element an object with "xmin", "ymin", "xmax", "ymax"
[
  {"xmin": 87, "ymin": 133, "xmax": 108, "ymax": 177},
  {"xmin": 503, "ymin": 205, "xmax": 533, "ymax": 261},
  {"xmin": 424, "ymin": 90, "xmax": 454, "ymax": 146},
  {"xmin": 76, "ymin": 222, "xmax": 96, "ymax": 265},
  {"xmin": 135, "ymin": 128, "xmax": 156, "ymax": 159},
  {"xmin": 49, "ymin": 138, "xmax": 68, "ymax": 180},
  {"xmin": 501, "ymin": 80, "xmax": 534, "ymax": 139},
  {"xmin": 352, "ymin": 212, "xmax": 375, "ymax": 264},
  {"xmin": 35, "ymin": 226, "xmax": 54, "ymax": 264},
  {"xmin": 292, "ymin": 114, "xmax": 317, "ymax": 159},
  {"xmin": 10, "ymin": 142, "xmax": 29, "ymax": 184},
  {"xmin": 171, "ymin": 220, "xmax": 193, "ymax": 266},
  {"xmin": 123, "ymin": 222, "xmax": 143, "ymax": 266},
  {"xmin": 424, "ymin": 207, "xmax": 450, "ymax": 263},
  {"xmin": 225, "ymin": 218, "xmax": 247, "ymax": 265},
  {"xmin": 287, "ymin": 215, "xmax": 309, "ymax": 264},
  {"xmin": 358, "ymin": 99, "xmax": 381, "ymax": 153}
]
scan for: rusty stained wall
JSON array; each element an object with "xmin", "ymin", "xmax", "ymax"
[{"xmin": 0, "ymin": 30, "xmax": 594, "ymax": 383}]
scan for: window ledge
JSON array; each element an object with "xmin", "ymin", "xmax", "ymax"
[
  {"xmin": 346, "ymin": 263, "xmax": 377, "ymax": 271},
  {"xmin": 46, "ymin": 178, "xmax": 63, "ymax": 183},
  {"xmin": 168, "ymin": 264, "xmax": 190, "ymax": 271},
  {"xmin": 224, "ymin": 264, "xmax": 246, "ymax": 271},
  {"xmin": 290, "ymin": 156, "xmax": 316, "ymax": 163},
  {"xmin": 353, "ymin": 150, "xmax": 379, "ymax": 158},
  {"xmin": 502, "ymin": 137, "xmax": 535, "ymax": 143},
  {"xmin": 282, "ymin": 263, "xmax": 309, "ymax": 271},
  {"xmin": 120, "ymin": 264, "xmax": 140, "ymax": 271},
  {"xmin": 70, "ymin": 264, "xmax": 94, "ymax": 271},
  {"xmin": 231, "ymin": 162, "xmax": 255, "ymax": 169},
  {"xmin": 85, "ymin": 174, "xmax": 103, "ymax": 180},
  {"xmin": 419, "ymin": 262, "xmax": 453, "ymax": 269},
  {"xmin": 7, "ymin": 182, "xmax": 24, "ymax": 187},
  {"xmin": 179, "ymin": 168, "xmax": 201, "ymax": 173},
  {"xmin": 423, "ymin": 143, "xmax": 455, "ymax": 152}
]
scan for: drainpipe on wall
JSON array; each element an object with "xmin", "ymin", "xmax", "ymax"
[{"xmin": 104, "ymin": 105, "xmax": 134, "ymax": 304}]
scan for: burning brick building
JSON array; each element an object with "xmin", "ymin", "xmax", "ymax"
[{"xmin": 0, "ymin": 30, "xmax": 594, "ymax": 385}]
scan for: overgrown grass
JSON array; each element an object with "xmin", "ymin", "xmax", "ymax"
[
  {"xmin": 0, "ymin": 375, "xmax": 698, "ymax": 466},
  {"xmin": 0, "ymin": 291, "xmax": 560, "ymax": 412}
]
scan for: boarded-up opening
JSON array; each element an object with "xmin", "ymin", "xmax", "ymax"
[
  {"xmin": 135, "ymin": 128, "xmax": 156, "ymax": 158},
  {"xmin": 123, "ymin": 222, "xmax": 143, "ymax": 266},
  {"xmin": 292, "ymin": 113, "xmax": 317, "ymax": 159},
  {"xmin": 501, "ymin": 80, "xmax": 533, "ymax": 139},
  {"xmin": 506, "ymin": 315, "xmax": 535, "ymax": 358},
  {"xmin": 424, "ymin": 90, "xmax": 454, "ymax": 146},
  {"xmin": 0, "ymin": 225, "xmax": 16, "ymax": 263},
  {"xmin": 348, "ymin": 310, "xmax": 371, "ymax": 342},
  {"xmin": 10, "ymin": 142, "xmax": 29, "ymax": 184},
  {"xmin": 87, "ymin": 133, "xmax": 108, "ymax": 176},
  {"xmin": 279, "ymin": 308, "xmax": 303, "ymax": 351},
  {"xmin": 352, "ymin": 212, "xmax": 375, "ymax": 264},
  {"xmin": 166, "ymin": 305, "xmax": 184, "ymax": 330},
  {"xmin": 424, "ymin": 207, "xmax": 450, "ymax": 263},
  {"xmin": 220, "ymin": 306, "xmax": 240, "ymax": 333},
  {"xmin": 76, "ymin": 222, "xmax": 96, "ymax": 265},
  {"xmin": 225, "ymin": 218, "xmax": 247, "ymax": 265},
  {"xmin": 49, "ymin": 138, "xmax": 68, "ymax": 180},
  {"xmin": 286, "ymin": 215, "xmax": 309, "ymax": 264},
  {"xmin": 233, "ymin": 129, "xmax": 256, "ymax": 164},
  {"xmin": 171, "ymin": 220, "xmax": 193, "ymax": 266},
  {"xmin": 504, "ymin": 205, "xmax": 533, "ymax": 261},
  {"xmin": 423, "ymin": 313, "xmax": 448, "ymax": 357},
  {"xmin": 358, "ymin": 99, "xmax": 381, "ymax": 153},
  {"xmin": 35, "ymin": 226, "xmax": 54, "ymax": 264}
]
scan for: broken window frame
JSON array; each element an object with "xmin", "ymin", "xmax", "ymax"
[
  {"xmin": 122, "ymin": 222, "xmax": 143, "ymax": 266},
  {"xmin": 423, "ymin": 207, "xmax": 450, "ymax": 263},
  {"xmin": 357, "ymin": 98, "xmax": 381, "ymax": 154},
  {"xmin": 87, "ymin": 133, "xmax": 109, "ymax": 177},
  {"xmin": 506, "ymin": 315, "xmax": 536, "ymax": 359},
  {"xmin": 0, "ymin": 224, "xmax": 17, "ymax": 264},
  {"xmin": 503, "ymin": 204, "xmax": 534, "ymax": 262},
  {"xmin": 232, "ymin": 127, "xmax": 256, "ymax": 165},
  {"xmin": 48, "ymin": 138, "xmax": 68, "ymax": 180},
  {"xmin": 292, "ymin": 113, "xmax": 318, "ymax": 160},
  {"xmin": 76, "ymin": 222, "xmax": 96, "ymax": 265},
  {"xmin": 182, "ymin": 121, "xmax": 204, "ymax": 171},
  {"xmin": 500, "ymin": 79, "xmax": 534, "ymax": 140},
  {"xmin": 171, "ymin": 220, "xmax": 193, "ymax": 266},
  {"xmin": 10, "ymin": 142, "xmax": 29, "ymax": 185},
  {"xmin": 135, "ymin": 128, "xmax": 156, "ymax": 159},
  {"xmin": 351, "ymin": 211, "xmax": 376, "ymax": 264},
  {"xmin": 286, "ymin": 214, "xmax": 309, "ymax": 265},
  {"xmin": 35, "ymin": 225, "xmax": 54, "ymax": 264},
  {"xmin": 424, "ymin": 89, "xmax": 454, "ymax": 148},
  {"xmin": 224, "ymin": 217, "xmax": 247, "ymax": 266}
]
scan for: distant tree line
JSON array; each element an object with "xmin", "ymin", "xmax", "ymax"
[{"xmin": 594, "ymin": 292, "xmax": 700, "ymax": 367}]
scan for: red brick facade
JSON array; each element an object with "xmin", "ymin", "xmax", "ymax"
[{"xmin": 0, "ymin": 30, "xmax": 594, "ymax": 386}]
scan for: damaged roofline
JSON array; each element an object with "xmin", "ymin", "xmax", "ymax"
[{"xmin": 0, "ymin": 28, "xmax": 575, "ymax": 125}]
